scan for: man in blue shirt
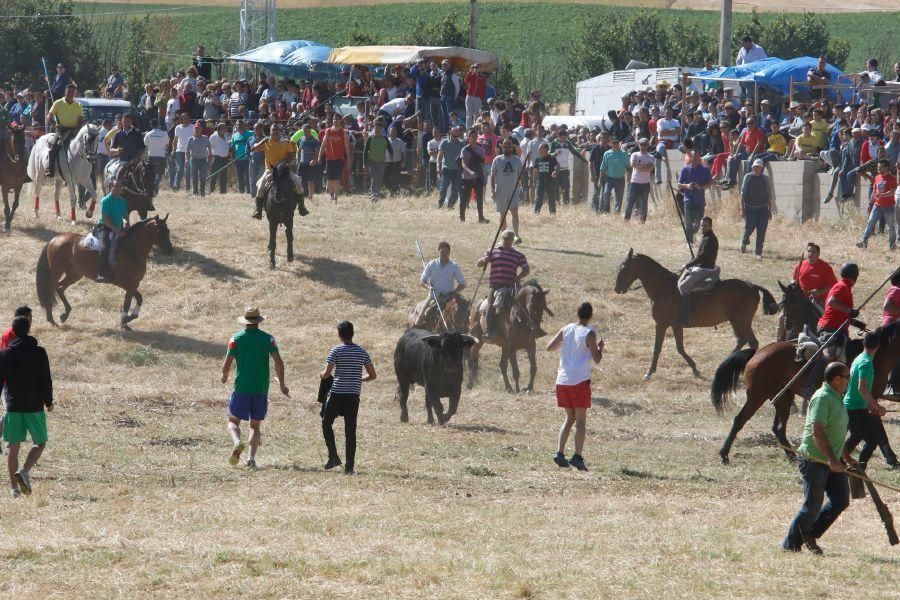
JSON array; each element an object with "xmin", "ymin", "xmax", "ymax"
[
  {"xmin": 96, "ymin": 179, "xmax": 129, "ymax": 283},
  {"xmin": 677, "ymin": 151, "xmax": 713, "ymax": 244}
]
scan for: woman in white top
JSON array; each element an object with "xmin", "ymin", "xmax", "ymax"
[{"xmin": 546, "ymin": 302, "xmax": 604, "ymax": 471}]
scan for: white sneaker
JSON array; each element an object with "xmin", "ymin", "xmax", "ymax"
[{"xmin": 10, "ymin": 488, "xmax": 20, "ymax": 498}]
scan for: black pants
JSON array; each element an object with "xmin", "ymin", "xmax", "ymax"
[
  {"xmin": 322, "ymin": 393, "xmax": 360, "ymax": 471},
  {"xmin": 846, "ymin": 408, "xmax": 897, "ymax": 466},
  {"xmin": 460, "ymin": 177, "xmax": 484, "ymax": 221}
]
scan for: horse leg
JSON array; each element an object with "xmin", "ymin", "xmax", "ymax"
[
  {"xmin": 719, "ymin": 388, "xmax": 766, "ymax": 465},
  {"xmin": 285, "ymin": 218, "xmax": 294, "ymax": 263},
  {"xmin": 672, "ymin": 325, "xmax": 700, "ymax": 377},
  {"xmin": 120, "ymin": 291, "xmax": 134, "ymax": 330},
  {"xmin": 32, "ymin": 174, "xmax": 40, "ymax": 217},
  {"xmin": 56, "ymin": 270, "xmax": 83, "ymax": 324},
  {"xmin": 509, "ymin": 348, "xmax": 521, "ymax": 393},
  {"xmin": 124, "ymin": 289, "xmax": 143, "ymax": 324},
  {"xmin": 9, "ymin": 186, "xmax": 20, "ymax": 230},
  {"xmin": 773, "ymin": 394, "xmax": 794, "ymax": 461},
  {"xmin": 53, "ymin": 180, "xmax": 62, "ymax": 221},
  {"xmin": 2, "ymin": 188, "xmax": 9, "ymax": 232},
  {"xmin": 644, "ymin": 323, "xmax": 667, "ymax": 381},
  {"xmin": 524, "ymin": 342, "xmax": 537, "ymax": 393},
  {"xmin": 268, "ymin": 219, "xmax": 277, "ymax": 269}
]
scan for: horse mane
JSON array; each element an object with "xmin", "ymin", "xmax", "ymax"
[
  {"xmin": 522, "ymin": 279, "xmax": 543, "ymax": 292},
  {"xmin": 633, "ymin": 253, "xmax": 678, "ymax": 280},
  {"xmin": 877, "ymin": 320, "xmax": 900, "ymax": 346}
]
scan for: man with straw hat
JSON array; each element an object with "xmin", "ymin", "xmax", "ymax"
[{"xmin": 221, "ymin": 307, "xmax": 289, "ymax": 468}]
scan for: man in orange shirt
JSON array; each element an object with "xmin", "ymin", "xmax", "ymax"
[
  {"xmin": 856, "ymin": 159, "xmax": 897, "ymax": 249},
  {"xmin": 722, "ymin": 116, "xmax": 766, "ymax": 190}
]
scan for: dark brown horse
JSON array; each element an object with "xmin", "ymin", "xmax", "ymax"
[
  {"xmin": 467, "ymin": 281, "xmax": 553, "ymax": 393},
  {"xmin": 36, "ymin": 215, "xmax": 173, "ymax": 329},
  {"xmin": 406, "ymin": 294, "xmax": 471, "ymax": 332},
  {"xmin": 613, "ymin": 249, "xmax": 779, "ymax": 380},
  {"xmin": 0, "ymin": 125, "xmax": 28, "ymax": 232},
  {"xmin": 264, "ymin": 164, "xmax": 302, "ymax": 269},
  {"xmin": 119, "ymin": 159, "xmax": 158, "ymax": 220}
]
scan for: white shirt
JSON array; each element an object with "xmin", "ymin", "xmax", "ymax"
[
  {"xmin": 736, "ymin": 44, "xmax": 767, "ymax": 65},
  {"xmin": 556, "ymin": 323, "xmax": 597, "ymax": 385},
  {"xmin": 657, "ymin": 117, "xmax": 681, "ymax": 142},
  {"xmin": 420, "ymin": 258, "xmax": 466, "ymax": 296},
  {"xmin": 381, "ymin": 97, "xmax": 407, "ymax": 117},
  {"xmin": 165, "ymin": 97, "xmax": 180, "ymax": 130},
  {"xmin": 387, "ymin": 137, "xmax": 406, "ymax": 163},
  {"xmin": 97, "ymin": 127, "xmax": 112, "ymax": 156},
  {"xmin": 174, "ymin": 124, "xmax": 195, "ymax": 152},
  {"xmin": 209, "ymin": 132, "xmax": 230, "ymax": 157},
  {"xmin": 630, "ymin": 152, "xmax": 654, "ymax": 184},
  {"xmin": 144, "ymin": 129, "xmax": 169, "ymax": 158},
  {"xmin": 427, "ymin": 137, "xmax": 442, "ymax": 163}
]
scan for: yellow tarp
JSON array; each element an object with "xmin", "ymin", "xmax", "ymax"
[{"xmin": 326, "ymin": 45, "xmax": 499, "ymax": 72}]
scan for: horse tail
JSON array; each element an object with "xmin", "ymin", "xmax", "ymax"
[
  {"xmin": 36, "ymin": 244, "xmax": 56, "ymax": 312},
  {"xmin": 755, "ymin": 285, "xmax": 779, "ymax": 315},
  {"xmin": 710, "ymin": 348, "xmax": 756, "ymax": 416}
]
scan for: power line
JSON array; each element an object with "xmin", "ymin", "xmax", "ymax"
[{"xmin": 0, "ymin": 5, "xmax": 194, "ymax": 19}]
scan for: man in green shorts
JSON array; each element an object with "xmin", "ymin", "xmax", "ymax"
[
  {"xmin": 0, "ymin": 316, "xmax": 53, "ymax": 497},
  {"xmin": 221, "ymin": 307, "xmax": 289, "ymax": 468}
]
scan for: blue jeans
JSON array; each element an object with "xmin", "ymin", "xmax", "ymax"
[
  {"xmin": 368, "ymin": 161, "xmax": 386, "ymax": 199},
  {"xmin": 423, "ymin": 161, "xmax": 434, "ymax": 194},
  {"xmin": 741, "ymin": 206, "xmax": 770, "ymax": 255},
  {"xmin": 624, "ymin": 182, "xmax": 650, "ymax": 222},
  {"xmin": 174, "ymin": 151, "xmax": 187, "ymax": 190},
  {"xmin": 439, "ymin": 169, "xmax": 461, "ymax": 208},
  {"xmin": 235, "ymin": 160, "xmax": 249, "ymax": 194},
  {"xmin": 684, "ymin": 202, "xmax": 704, "ymax": 244},
  {"xmin": 783, "ymin": 459, "xmax": 849, "ymax": 550},
  {"xmin": 726, "ymin": 151, "xmax": 751, "ymax": 184},
  {"xmin": 249, "ymin": 157, "xmax": 264, "ymax": 197},
  {"xmin": 190, "ymin": 158, "xmax": 207, "ymax": 195},
  {"xmin": 534, "ymin": 179, "xmax": 558, "ymax": 214},
  {"xmin": 599, "ymin": 177, "xmax": 625, "ymax": 213},
  {"xmin": 861, "ymin": 204, "xmax": 897, "ymax": 247},
  {"xmin": 148, "ymin": 156, "xmax": 166, "ymax": 193},
  {"xmin": 440, "ymin": 97, "xmax": 454, "ymax": 131}
]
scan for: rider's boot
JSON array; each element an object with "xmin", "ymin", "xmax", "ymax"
[
  {"xmin": 45, "ymin": 143, "xmax": 58, "ymax": 178},
  {"xmin": 97, "ymin": 244, "xmax": 112, "ymax": 283}
]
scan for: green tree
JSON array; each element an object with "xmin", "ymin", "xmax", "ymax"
[
  {"xmin": 407, "ymin": 12, "xmax": 469, "ymax": 47},
  {"xmin": 666, "ymin": 14, "xmax": 717, "ymax": 67},
  {"xmin": 491, "ymin": 57, "xmax": 519, "ymax": 98}
]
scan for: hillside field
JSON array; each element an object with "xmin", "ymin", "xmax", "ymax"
[{"xmin": 0, "ymin": 179, "xmax": 898, "ymax": 596}]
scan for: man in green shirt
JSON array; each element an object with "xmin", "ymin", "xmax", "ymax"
[
  {"xmin": 783, "ymin": 361, "xmax": 858, "ymax": 554},
  {"xmin": 221, "ymin": 307, "xmax": 289, "ymax": 468},
  {"xmin": 598, "ymin": 138, "xmax": 631, "ymax": 213},
  {"xmin": 844, "ymin": 333, "xmax": 896, "ymax": 468},
  {"xmin": 96, "ymin": 179, "xmax": 129, "ymax": 283},
  {"xmin": 363, "ymin": 118, "xmax": 393, "ymax": 201}
]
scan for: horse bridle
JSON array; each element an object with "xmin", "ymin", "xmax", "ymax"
[
  {"xmin": 79, "ymin": 129, "xmax": 98, "ymax": 162},
  {"xmin": 123, "ymin": 166, "xmax": 151, "ymax": 197}
]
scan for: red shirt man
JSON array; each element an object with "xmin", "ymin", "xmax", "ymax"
[
  {"xmin": 464, "ymin": 68, "xmax": 488, "ymax": 100},
  {"xmin": 871, "ymin": 167, "xmax": 898, "ymax": 208},
  {"xmin": 792, "ymin": 243, "xmax": 837, "ymax": 305},
  {"xmin": 1, "ymin": 307, "xmax": 31, "ymax": 349},
  {"xmin": 739, "ymin": 123, "xmax": 766, "ymax": 154},
  {"xmin": 818, "ymin": 272, "xmax": 856, "ymax": 332}
]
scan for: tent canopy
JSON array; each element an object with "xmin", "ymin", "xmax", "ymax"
[
  {"xmin": 326, "ymin": 45, "xmax": 499, "ymax": 72},
  {"xmin": 227, "ymin": 40, "xmax": 347, "ymax": 81},
  {"xmin": 693, "ymin": 56, "xmax": 848, "ymax": 99}
]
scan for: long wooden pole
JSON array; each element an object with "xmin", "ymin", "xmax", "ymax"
[{"xmin": 780, "ymin": 445, "xmax": 900, "ymax": 494}]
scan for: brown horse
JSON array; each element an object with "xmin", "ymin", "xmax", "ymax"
[
  {"xmin": 467, "ymin": 281, "xmax": 553, "ymax": 393},
  {"xmin": 613, "ymin": 249, "xmax": 779, "ymax": 380},
  {"xmin": 0, "ymin": 125, "xmax": 28, "ymax": 232},
  {"xmin": 36, "ymin": 215, "xmax": 173, "ymax": 329},
  {"xmin": 119, "ymin": 159, "xmax": 158, "ymax": 220},
  {"xmin": 407, "ymin": 294, "xmax": 471, "ymax": 332}
]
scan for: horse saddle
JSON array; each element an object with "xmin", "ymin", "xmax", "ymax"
[
  {"xmin": 690, "ymin": 266, "xmax": 721, "ymax": 294},
  {"xmin": 796, "ymin": 326, "xmax": 820, "ymax": 363},
  {"xmin": 492, "ymin": 286, "xmax": 516, "ymax": 313},
  {"xmin": 80, "ymin": 230, "xmax": 102, "ymax": 252}
]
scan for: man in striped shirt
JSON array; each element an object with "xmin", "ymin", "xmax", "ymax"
[
  {"xmin": 477, "ymin": 230, "xmax": 530, "ymax": 338},
  {"xmin": 320, "ymin": 321, "xmax": 376, "ymax": 475}
]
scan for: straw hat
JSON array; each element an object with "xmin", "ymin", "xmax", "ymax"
[{"xmin": 238, "ymin": 307, "xmax": 265, "ymax": 324}]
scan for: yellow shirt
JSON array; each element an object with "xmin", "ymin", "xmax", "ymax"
[
  {"xmin": 796, "ymin": 133, "xmax": 818, "ymax": 155},
  {"xmin": 263, "ymin": 139, "xmax": 297, "ymax": 170},
  {"xmin": 767, "ymin": 133, "xmax": 786, "ymax": 156},
  {"xmin": 48, "ymin": 98, "xmax": 84, "ymax": 128},
  {"xmin": 810, "ymin": 119, "xmax": 829, "ymax": 150}
]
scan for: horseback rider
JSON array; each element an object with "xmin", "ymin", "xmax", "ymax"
[
  {"xmin": 45, "ymin": 83, "xmax": 84, "ymax": 178},
  {"xmin": 106, "ymin": 113, "xmax": 146, "ymax": 183},
  {"xmin": 777, "ymin": 242, "xmax": 837, "ymax": 340},
  {"xmin": 675, "ymin": 215, "xmax": 719, "ymax": 325},
  {"xmin": 96, "ymin": 178, "xmax": 129, "ymax": 283},
  {"xmin": 477, "ymin": 230, "xmax": 530, "ymax": 338},
  {"xmin": 250, "ymin": 124, "xmax": 308, "ymax": 220},
  {"xmin": 416, "ymin": 241, "xmax": 466, "ymax": 328}
]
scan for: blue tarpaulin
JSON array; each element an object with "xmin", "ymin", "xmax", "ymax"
[
  {"xmin": 693, "ymin": 56, "xmax": 849, "ymax": 99},
  {"xmin": 227, "ymin": 40, "xmax": 348, "ymax": 80}
]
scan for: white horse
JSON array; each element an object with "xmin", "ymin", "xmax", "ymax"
[{"xmin": 27, "ymin": 123, "xmax": 100, "ymax": 225}]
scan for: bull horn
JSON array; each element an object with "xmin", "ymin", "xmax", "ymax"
[
  {"xmin": 163, "ymin": 212, "xmax": 170, "ymax": 222},
  {"xmin": 544, "ymin": 307, "xmax": 554, "ymax": 317},
  {"xmin": 461, "ymin": 334, "xmax": 480, "ymax": 345},
  {"xmin": 778, "ymin": 280, "xmax": 788, "ymax": 293},
  {"xmin": 421, "ymin": 334, "xmax": 442, "ymax": 343}
]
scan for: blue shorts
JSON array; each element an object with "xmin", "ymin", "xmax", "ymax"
[{"xmin": 228, "ymin": 392, "xmax": 268, "ymax": 421}]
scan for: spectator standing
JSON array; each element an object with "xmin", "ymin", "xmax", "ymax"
[
  {"xmin": 597, "ymin": 137, "xmax": 630, "ymax": 214},
  {"xmin": 105, "ymin": 65, "xmax": 125, "ymax": 99},
  {"xmin": 48, "ymin": 63, "xmax": 69, "ymax": 101},
  {"xmin": 143, "ymin": 119, "xmax": 169, "ymax": 194},
  {"xmin": 172, "ymin": 113, "xmax": 195, "ymax": 192},
  {"xmin": 230, "ymin": 120, "xmax": 253, "ymax": 195},
  {"xmin": 546, "ymin": 302, "xmax": 604, "ymax": 471},
  {"xmin": 588, "ymin": 132, "xmax": 611, "ymax": 211},
  {"xmin": 463, "ymin": 64, "xmax": 488, "ymax": 128},
  {"xmin": 857, "ymin": 159, "xmax": 897, "ymax": 249},
  {"xmin": 739, "ymin": 159, "xmax": 774, "ymax": 258},
  {"xmin": 320, "ymin": 321, "xmax": 376, "ymax": 475},
  {"xmin": 208, "ymin": 123, "xmax": 230, "ymax": 194},
  {"xmin": 624, "ymin": 138, "xmax": 654, "ymax": 223},
  {"xmin": 363, "ymin": 119, "xmax": 392, "ymax": 201},
  {"xmin": 185, "ymin": 120, "xmax": 211, "ymax": 197},
  {"xmin": 722, "ymin": 116, "xmax": 765, "ymax": 190},
  {"xmin": 548, "ymin": 129, "xmax": 586, "ymax": 205},
  {"xmin": 318, "ymin": 115, "xmax": 352, "ymax": 203},
  {"xmin": 460, "ymin": 128, "xmax": 487, "ymax": 222},
  {"xmin": 291, "ymin": 123, "xmax": 320, "ymax": 199},
  {"xmin": 491, "ymin": 139, "xmax": 525, "ymax": 243},
  {"xmin": 248, "ymin": 122, "xmax": 266, "ymax": 198},
  {"xmin": 437, "ymin": 126, "xmax": 465, "ymax": 209},
  {"xmin": 0, "ymin": 317, "xmax": 52, "ymax": 497},
  {"xmin": 385, "ymin": 126, "xmax": 406, "ymax": 197},
  {"xmin": 678, "ymin": 150, "xmax": 713, "ymax": 244},
  {"xmin": 736, "ymin": 36, "xmax": 767, "ymax": 65},
  {"xmin": 532, "ymin": 142, "xmax": 560, "ymax": 215}
]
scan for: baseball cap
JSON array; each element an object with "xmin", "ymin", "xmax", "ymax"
[
  {"xmin": 501, "ymin": 229, "xmax": 516, "ymax": 239},
  {"xmin": 638, "ymin": 137, "xmax": 649, "ymax": 145},
  {"xmin": 752, "ymin": 158, "xmax": 764, "ymax": 168}
]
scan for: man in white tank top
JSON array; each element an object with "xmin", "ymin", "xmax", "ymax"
[{"xmin": 546, "ymin": 302, "xmax": 604, "ymax": 471}]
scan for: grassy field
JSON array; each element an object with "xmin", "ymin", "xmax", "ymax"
[
  {"xmin": 0, "ymin": 177, "xmax": 898, "ymax": 596},
  {"xmin": 74, "ymin": 1, "xmax": 900, "ymax": 101}
]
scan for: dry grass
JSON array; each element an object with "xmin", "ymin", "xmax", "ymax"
[{"xmin": 0, "ymin": 179, "xmax": 898, "ymax": 598}]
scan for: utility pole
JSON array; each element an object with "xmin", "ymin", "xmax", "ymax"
[
  {"xmin": 718, "ymin": 0, "xmax": 732, "ymax": 66},
  {"xmin": 469, "ymin": 0, "xmax": 478, "ymax": 48}
]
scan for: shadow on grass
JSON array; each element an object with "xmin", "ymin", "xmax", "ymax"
[
  {"xmin": 100, "ymin": 328, "xmax": 224, "ymax": 359},
  {"xmin": 155, "ymin": 246, "xmax": 250, "ymax": 282},
  {"xmin": 19, "ymin": 226, "xmax": 58, "ymax": 243},
  {"xmin": 592, "ymin": 396, "xmax": 642, "ymax": 416},
  {"xmin": 296, "ymin": 255, "xmax": 387, "ymax": 307},
  {"xmin": 619, "ymin": 467, "xmax": 669, "ymax": 481},
  {"xmin": 527, "ymin": 245, "xmax": 604, "ymax": 259},
  {"xmin": 447, "ymin": 422, "xmax": 520, "ymax": 435}
]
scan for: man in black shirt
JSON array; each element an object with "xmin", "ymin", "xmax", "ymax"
[
  {"xmin": 675, "ymin": 216, "xmax": 719, "ymax": 325},
  {"xmin": 533, "ymin": 143, "xmax": 560, "ymax": 214},
  {"xmin": 0, "ymin": 317, "xmax": 52, "ymax": 497}
]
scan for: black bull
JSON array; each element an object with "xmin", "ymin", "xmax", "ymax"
[{"xmin": 394, "ymin": 329, "xmax": 479, "ymax": 425}]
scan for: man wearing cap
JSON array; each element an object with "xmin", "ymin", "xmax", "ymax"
[
  {"xmin": 740, "ymin": 159, "xmax": 774, "ymax": 258},
  {"xmin": 221, "ymin": 307, "xmax": 289, "ymax": 469},
  {"xmin": 48, "ymin": 63, "xmax": 70, "ymax": 101},
  {"xmin": 675, "ymin": 216, "xmax": 718, "ymax": 325},
  {"xmin": 624, "ymin": 138, "xmax": 654, "ymax": 223},
  {"xmin": 678, "ymin": 151, "xmax": 713, "ymax": 244},
  {"xmin": 477, "ymin": 230, "xmax": 530, "ymax": 338},
  {"xmin": 45, "ymin": 83, "xmax": 84, "ymax": 178},
  {"xmin": 0, "ymin": 315, "xmax": 52, "ymax": 498}
]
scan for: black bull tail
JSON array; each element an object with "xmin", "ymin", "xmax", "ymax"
[{"xmin": 710, "ymin": 348, "xmax": 756, "ymax": 415}]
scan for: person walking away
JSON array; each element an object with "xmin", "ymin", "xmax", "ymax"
[
  {"xmin": 0, "ymin": 307, "xmax": 32, "ymax": 441},
  {"xmin": 546, "ymin": 302, "xmax": 604, "ymax": 471},
  {"xmin": 675, "ymin": 216, "xmax": 718, "ymax": 325},
  {"xmin": 548, "ymin": 129, "xmax": 587, "ymax": 205},
  {"xmin": 677, "ymin": 150, "xmax": 713, "ymax": 244},
  {"xmin": 491, "ymin": 139, "xmax": 525, "ymax": 243},
  {"xmin": 320, "ymin": 321, "xmax": 375, "ymax": 475},
  {"xmin": 463, "ymin": 64, "xmax": 488, "ymax": 129},
  {"xmin": 417, "ymin": 241, "xmax": 467, "ymax": 328},
  {"xmin": 597, "ymin": 137, "xmax": 629, "ymax": 214},
  {"xmin": 318, "ymin": 115, "xmax": 351, "ymax": 203},
  {"xmin": 0, "ymin": 316, "xmax": 52, "ymax": 497},
  {"xmin": 782, "ymin": 361, "xmax": 856, "ymax": 555},
  {"xmin": 185, "ymin": 121, "xmax": 211, "ymax": 197},
  {"xmin": 96, "ymin": 178, "xmax": 129, "ymax": 283},
  {"xmin": 437, "ymin": 125, "xmax": 465, "ymax": 209},
  {"xmin": 144, "ymin": 119, "xmax": 169, "ymax": 194},
  {"xmin": 251, "ymin": 124, "xmax": 307, "ymax": 219},
  {"xmin": 460, "ymin": 128, "xmax": 486, "ymax": 222},
  {"xmin": 533, "ymin": 142, "xmax": 560, "ymax": 215},
  {"xmin": 385, "ymin": 126, "xmax": 406, "ymax": 197},
  {"xmin": 624, "ymin": 138, "xmax": 654, "ymax": 223},
  {"xmin": 477, "ymin": 230, "xmax": 530, "ymax": 338},
  {"xmin": 363, "ymin": 119, "xmax": 393, "ymax": 201},
  {"xmin": 739, "ymin": 159, "xmax": 774, "ymax": 257},
  {"xmin": 857, "ymin": 159, "xmax": 897, "ymax": 249},
  {"xmin": 843, "ymin": 332, "xmax": 898, "ymax": 468},
  {"xmin": 221, "ymin": 307, "xmax": 289, "ymax": 468},
  {"xmin": 208, "ymin": 123, "xmax": 230, "ymax": 194}
]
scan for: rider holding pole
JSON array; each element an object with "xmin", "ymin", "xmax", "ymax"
[
  {"xmin": 250, "ymin": 124, "xmax": 308, "ymax": 220},
  {"xmin": 416, "ymin": 241, "xmax": 466, "ymax": 329},
  {"xmin": 477, "ymin": 230, "xmax": 530, "ymax": 339},
  {"xmin": 45, "ymin": 83, "xmax": 83, "ymax": 178}
]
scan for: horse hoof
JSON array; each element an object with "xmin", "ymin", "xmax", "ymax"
[
  {"xmin": 48, "ymin": 320, "xmax": 59, "ymax": 328},
  {"xmin": 692, "ymin": 370, "xmax": 701, "ymax": 378},
  {"xmin": 400, "ymin": 413, "xmax": 409, "ymax": 423},
  {"xmin": 85, "ymin": 209, "xmax": 93, "ymax": 219},
  {"xmin": 70, "ymin": 220, "xmax": 76, "ymax": 226},
  {"xmin": 124, "ymin": 314, "xmax": 138, "ymax": 324},
  {"xmin": 720, "ymin": 453, "xmax": 730, "ymax": 465},
  {"xmin": 55, "ymin": 214, "xmax": 63, "ymax": 221},
  {"xmin": 643, "ymin": 373, "xmax": 653, "ymax": 381},
  {"xmin": 287, "ymin": 255, "xmax": 294, "ymax": 263},
  {"xmin": 505, "ymin": 387, "xmax": 515, "ymax": 395},
  {"xmin": 268, "ymin": 263, "xmax": 276, "ymax": 270},
  {"xmin": 59, "ymin": 313, "xmax": 69, "ymax": 324},
  {"xmin": 32, "ymin": 210, "xmax": 38, "ymax": 218}
]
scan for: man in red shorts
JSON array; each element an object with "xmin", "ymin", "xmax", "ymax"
[{"xmin": 546, "ymin": 302, "xmax": 604, "ymax": 471}]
